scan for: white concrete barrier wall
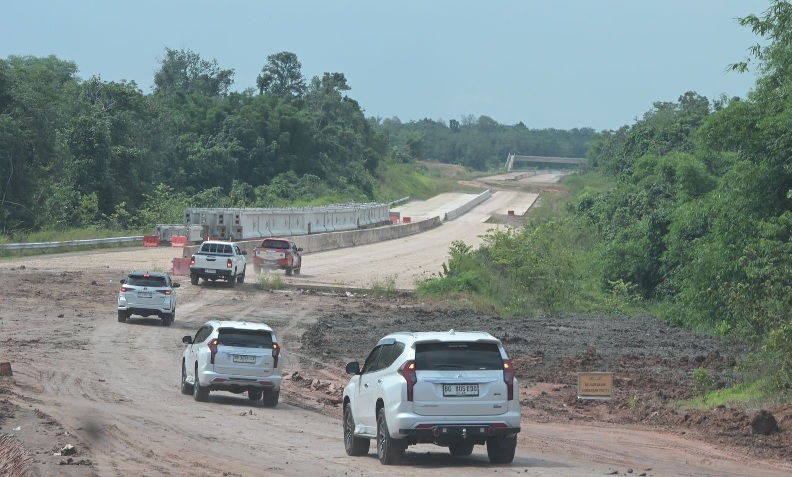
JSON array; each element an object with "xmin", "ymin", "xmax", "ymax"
[
  {"xmin": 444, "ymin": 189, "xmax": 492, "ymax": 221},
  {"xmin": 183, "ymin": 216, "xmax": 442, "ymax": 258}
]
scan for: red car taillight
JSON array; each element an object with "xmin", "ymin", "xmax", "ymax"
[
  {"xmin": 398, "ymin": 360, "xmax": 417, "ymax": 401},
  {"xmin": 156, "ymin": 289, "xmax": 172, "ymax": 295},
  {"xmin": 208, "ymin": 338, "xmax": 219, "ymax": 364},
  {"xmin": 190, "ymin": 256, "xmax": 195, "ymax": 265},
  {"xmin": 503, "ymin": 359, "xmax": 515, "ymax": 400},
  {"xmin": 272, "ymin": 343, "xmax": 280, "ymax": 368},
  {"xmin": 226, "ymin": 258, "xmax": 233, "ymax": 268},
  {"xmin": 120, "ymin": 286, "xmax": 133, "ymax": 292}
]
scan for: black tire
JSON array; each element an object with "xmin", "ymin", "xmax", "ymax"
[
  {"xmin": 248, "ymin": 389, "xmax": 262, "ymax": 401},
  {"xmin": 294, "ymin": 267, "xmax": 301, "ymax": 276},
  {"xmin": 180, "ymin": 362, "xmax": 193, "ymax": 395},
  {"xmin": 117, "ymin": 310, "xmax": 127, "ymax": 323},
  {"xmin": 285, "ymin": 267, "xmax": 293, "ymax": 276},
  {"xmin": 228, "ymin": 273, "xmax": 236, "ymax": 288},
  {"xmin": 190, "ymin": 274, "xmax": 199, "ymax": 285},
  {"xmin": 161, "ymin": 311, "xmax": 174, "ymax": 326},
  {"xmin": 262, "ymin": 389, "xmax": 279, "ymax": 407},
  {"xmin": 449, "ymin": 441, "xmax": 475, "ymax": 456},
  {"xmin": 377, "ymin": 408, "xmax": 404, "ymax": 465},
  {"xmin": 486, "ymin": 436, "xmax": 516, "ymax": 464},
  {"xmin": 344, "ymin": 403, "xmax": 370, "ymax": 456},
  {"xmin": 237, "ymin": 268, "xmax": 245, "ymax": 283},
  {"xmin": 193, "ymin": 366, "xmax": 209, "ymax": 402}
]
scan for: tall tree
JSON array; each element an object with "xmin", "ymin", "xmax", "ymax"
[
  {"xmin": 256, "ymin": 51, "xmax": 306, "ymax": 97},
  {"xmin": 153, "ymin": 48, "xmax": 234, "ymax": 100}
]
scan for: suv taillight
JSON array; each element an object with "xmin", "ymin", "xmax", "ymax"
[
  {"xmin": 226, "ymin": 258, "xmax": 233, "ymax": 268},
  {"xmin": 398, "ymin": 360, "xmax": 417, "ymax": 401},
  {"xmin": 272, "ymin": 343, "xmax": 280, "ymax": 368},
  {"xmin": 120, "ymin": 286, "xmax": 133, "ymax": 292},
  {"xmin": 503, "ymin": 359, "xmax": 515, "ymax": 400},
  {"xmin": 156, "ymin": 289, "xmax": 172, "ymax": 295},
  {"xmin": 208, "ymin": 338, "xmax": 219, "ymax": 364},
  {"xmin": 190, "ymin": 256, "xmax": 195, "ymax": 265}
]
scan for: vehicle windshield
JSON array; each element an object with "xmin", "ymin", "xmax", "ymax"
[
  {"xmin": 126, "ymin": 276, "xmax": 167, "ymax": 287},
  {"xmin": 262, "ymin": 240, "xmax": 290, "ymax": 249},
  {"xmin": 415, "ymin": 342, "xmax": 502, "ymax": 371},
  {"xmin": 217, "ymin": 328, "xmax": 273, "ymax": 348}
]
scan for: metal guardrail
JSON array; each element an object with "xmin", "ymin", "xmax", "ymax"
[{"xmin": 0, "ymin": 236, "xmax": 144, "ymax": 251}]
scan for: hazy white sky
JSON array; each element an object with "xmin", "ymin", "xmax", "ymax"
[{"xmin": 2, "ymin": 0, "xmax": 769, "ymax": 131}]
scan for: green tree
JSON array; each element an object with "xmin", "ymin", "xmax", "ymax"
[{"xmin": 256, "ymin": 51, "xmax": 306, "ymax": 97}]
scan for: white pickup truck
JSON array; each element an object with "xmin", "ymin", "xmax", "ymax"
[{"xmin": 189, "ymin": 241, "xmax": 247, "ymax": 287}]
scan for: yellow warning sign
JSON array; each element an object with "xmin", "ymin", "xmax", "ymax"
[{"xmin": 577, "ymin": 372, "xmax": 613, "ymax": 400}]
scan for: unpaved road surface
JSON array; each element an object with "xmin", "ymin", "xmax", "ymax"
[{"xmin": 1, "ymin": 191, "xmax": 791, "ymax": 477}]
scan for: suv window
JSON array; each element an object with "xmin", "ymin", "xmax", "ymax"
[
  {"xmin": 376, "ymin": 342, "xmax": 405, "ymax": 370},
  {"xmin": 217, "ymin": 328, "xmax": 273, "ymax": 348},
  {"xmin": 415, "ymin": 342, "xmax": 502, "ymax": 371},
  {"xmin": 262, "ymin": 239, "xmax": 289, "ymax": 249},
  {"xmin": 194, "ymin": 325, "xmax": 213, "ymax": 344},
  {"xmin": 127, "ymin": 275, "xmax": 167, "ymax": 287},
  {"xmin": 361, "ymin": 346, "xmax": 383, "ymax": 374}
]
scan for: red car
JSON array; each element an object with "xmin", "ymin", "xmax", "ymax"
[{"xmin": 253, "ymin": 238, "xmax": 303, "ymax": 275}]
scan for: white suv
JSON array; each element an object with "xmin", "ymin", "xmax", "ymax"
[
  {"xmin": 117, "ymin": 271, "xmax": 180, "ymax": 326},
  {"xmin": 342, "ymin": 330, "xmax": 521, "ymax": 465},
  {"xmin": 181, "ymin": 320, "xmax": 282, "ymax": 406}
]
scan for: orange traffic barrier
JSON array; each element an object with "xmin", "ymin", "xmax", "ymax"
[
  {"xmin": 171, "ymin": 235, "xmax": 187, "ymax": 247},
  {"xmin": 402, "ymin": 217, "xmax": 411, "ymax": 224},
  {"xmin": 143, "ymin": 235, "xmax": 160, "ymax": 247},
  {"xmin": 172, "ymin": 258, "xmax": 191, "ymax": 277},
  {"xmin": 389, "ymin": 216, "xmax": 398, "ymax": 224}
]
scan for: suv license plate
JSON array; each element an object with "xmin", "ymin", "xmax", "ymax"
[
  {"xmin": 233, "ymin": 355, "xmax": 256, "ymax": 364},
  {"xmin": 205, "ymin": 269, "xmax": 215, "ymax": 274},
  {"xmin": 443, "ymin": 384, "xmax": 479, "ymax": 397},
  {"xmin": 138, "ymin": 291, "xmax": 152, "ymax": 298}
]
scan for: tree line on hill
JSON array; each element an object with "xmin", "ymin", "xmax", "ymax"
[{"xmin": 0, "ymin": 50, "xmax": 592, "ymax": 236}]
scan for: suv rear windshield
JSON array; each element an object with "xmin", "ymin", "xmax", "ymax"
[
  {"xmin": 126, "ymin": 275, "xmax": 167, "ymax": 287},
  {"xmin": 261, "ymin": 240, "xmax": 290, "ymax": 249},
  {"xmin": 415, "ymin": 342, "xmax": 502, "ymax": 371},
  {"xmin": 217, "ymin": 328, "xmax": 273, "ymax": 348}
]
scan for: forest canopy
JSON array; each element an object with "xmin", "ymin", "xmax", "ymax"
[{"xmin": 0, "ymin": 49, "xmax": 591, "ymax": 236}]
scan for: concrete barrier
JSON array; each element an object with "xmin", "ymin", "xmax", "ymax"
[
  {"xmin": 172, "ymin": 258, "xmax": 191, "ymax": 276},
  {"xmin": 444, "ymin": 189, "xmax": 492, "ymax": 221},
  {"xmin": 182, "ymin": 216, "xmax": 443, "ymax": 258}
]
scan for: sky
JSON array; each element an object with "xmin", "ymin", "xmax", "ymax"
[{"xmin": 1, "ymin": 0, "xmax": 771, "ymax": 131}]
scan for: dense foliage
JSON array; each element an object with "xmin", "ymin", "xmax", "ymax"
[
  {"xmin": 0, "ymin": 50, "xmax": 587, "ymax": 237},
  {"xmin": 421, "ymin": 1, "xmax": 792, "ymax": 393}
]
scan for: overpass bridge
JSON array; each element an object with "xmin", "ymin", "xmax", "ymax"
[{"xmin": 506, "ymin": 153, "xmax": 586, "ymax": 171}]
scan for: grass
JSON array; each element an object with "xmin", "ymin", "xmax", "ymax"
[
  {"xmin": 673, "ymin": 378, "xmax": 779, "ymax": 410},
  {"xmin": 0, "ymin": 228, "xmax": 144, "ymax": 259},
  {"xmin": 257, "ymin": 273, "xmax": 285, "ymax": 291},
  {"xmin": 373, "ymin": 160, "xmax": 483, "ymax": 202},
  {"xmin": 369, "ymin": 275, "xmax": 398, "ymax": 297}
]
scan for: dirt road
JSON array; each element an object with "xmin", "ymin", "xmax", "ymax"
[{"xmin": 1, "ymin": 192, "xmax": 790, "ymax": 476}]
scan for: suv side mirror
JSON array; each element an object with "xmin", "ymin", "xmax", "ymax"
[
  {"xmin": 119, "ymin": 279, "xmax": 126, "ymax": 284},
  {"xmin": 172, "ymin": 283, "xmax": 181, "ymax": 288},
  {"xmin": 182, "ymin": 336, "xmax": 193, "ymax": 345},
  {"xmin": 297, "ymin": 247, "xmax": 303, "ymax": 252},
  {"xmin": 345, "ymin": 362, "xmax": 361, "ymax": 375}
]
